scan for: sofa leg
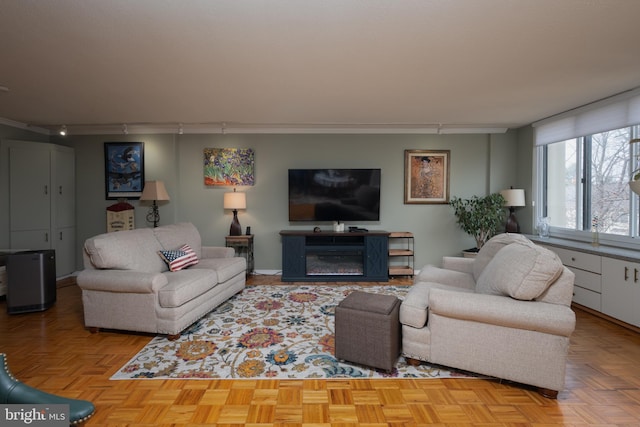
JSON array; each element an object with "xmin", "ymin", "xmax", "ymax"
[
  {"xmin": 88, "ymin": 327, "xmax": 99, "ymax": 334},
  {"xmin": 405, "ymin": 358, "xmax": 422, "ymax": 367},
  {"xmin": 167, "ymin": 334, "xmax": 180, "ymax": 341},
  {"xmin": 538, "ymin": 388, "xmax": 558, "ymax": 399}
]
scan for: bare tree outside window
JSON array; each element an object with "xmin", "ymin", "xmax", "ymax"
[
  {"xmin": 545, "ymin": 126, "xmax": 639, "ymax": 238},
  {"xmin": 590, "ymin": 128, "xmax": 631, "ymax": 235}
]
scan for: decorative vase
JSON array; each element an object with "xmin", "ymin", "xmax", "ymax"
[{"xmin": 536, "ymin": 217, "xmax": 550, "ymax": 238}]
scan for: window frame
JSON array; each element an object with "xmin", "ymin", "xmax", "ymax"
[{"xmin": 535, "ymin": 125, "xmax": 640, "ymax": 250}]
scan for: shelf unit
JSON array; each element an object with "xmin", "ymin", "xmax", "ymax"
[{"xmin": 388, "ymin": 232, "xmax": 414, "ymax": 277}]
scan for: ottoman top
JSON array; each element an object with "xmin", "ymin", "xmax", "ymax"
[{"xmin": 339, "ymin": 291, "xmax": 399, "ymax": 315}]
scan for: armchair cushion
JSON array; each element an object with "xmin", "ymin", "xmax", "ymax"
[
  {"xmin": 400, "ymin": 282, "xmax": 475, "ymax": 328},
  {"xmin": 415, "ymin": 265, "xmax": 475, "ymax": 290},
  {"xmin": 429, "ymin": 287, "xmax": 576, "ymax": 337},
  {"xmin": 472, "ymin": 233, "xmax": 531, "ymax": 280},
  {"xmin": 475, "ymin": 242, "xmax": 563, "ymax": 300}
]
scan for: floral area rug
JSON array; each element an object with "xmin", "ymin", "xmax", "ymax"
[{"xmin": 111, "ymin": 285, "xmax": 478, "ymax": 380}]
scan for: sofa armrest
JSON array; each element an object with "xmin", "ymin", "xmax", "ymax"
[
  {"xmin": 77, "ymin": 270, "xmax": 168, "ymax": 293},
  {"xmin": 202, "ymin": 246, "xmax": 235, "ymax": 258},
  {"xmin": 428, "ymin": 288, "xmax": 576, "ymax": 337},
  {"xmin": 441, "ymin": 256, "xmax": 475, "ymax": 274}
]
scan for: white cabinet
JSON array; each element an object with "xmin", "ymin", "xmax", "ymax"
[
  {"xmin": 539, "ymin": 244, "xmax": 602, "ymax": 311},
  {"xmin": 601, "ymin": 257, "xmax": 640, "ymax": 328},
  {"xmin": 536, "ymin": 237, "xmax": 640, "ymax": 329},
  {"xmin": 6, "ymin": 141, "xmax": 76, "ymax": 277}
]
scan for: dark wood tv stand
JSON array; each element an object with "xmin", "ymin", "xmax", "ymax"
[{"xmin": 280, "ymin": 230, "xmax": 389, "ymax": 282}]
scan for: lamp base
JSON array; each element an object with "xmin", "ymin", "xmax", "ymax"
[
  {"xmin": 146, "ymin": 201, "xmax": 160, "ymax": 228},
  {"xmin": 505, "ymin": 207, "xmax": 520, "ymax": 233},
  {"xmin": 229, "ymin": 209, "xmax": 242, "ymax": 236}
]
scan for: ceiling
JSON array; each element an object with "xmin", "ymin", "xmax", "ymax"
[{"xmin": 1, "ymin": 0, "xmax": 640, "ymax": 135}]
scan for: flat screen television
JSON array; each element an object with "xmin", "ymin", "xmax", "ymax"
[{"xmin": 288, "ymin": 169, "xmax": 381, "ymax": 221}]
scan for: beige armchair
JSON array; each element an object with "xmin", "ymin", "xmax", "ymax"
[{"xmin": 400, "ymin": 233, "xmax": 576, "ymax": 398}]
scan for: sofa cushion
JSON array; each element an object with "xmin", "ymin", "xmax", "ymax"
[
  {"xmin": 84, "ymin": 228, "xmax": 167, "ymax": 273},
  {"xmin": 159, "ymin": 244, "xmax": 199, "ymax": 272},
  {"xmin": 154, "ymin": 222, "xmax": 203, "ymax": 258},
  {"xmin": 193, "ymin": 256, "xmax": 246, "ymax": 282},
  {"xmin": 158, "ymin": 269, "xmax": 218, "ymax": 308},
  {"xmin": 473, "ymin": 233, "xmax": 532, "ymax": 281},
  {"xmin": 475, "ymin": 242, "xmax": 564, "ymax": 300}
]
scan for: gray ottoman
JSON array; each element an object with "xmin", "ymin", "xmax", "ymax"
[{"xmin": 335, "ymin": 291, "xmax": 401, "ymax": 372}]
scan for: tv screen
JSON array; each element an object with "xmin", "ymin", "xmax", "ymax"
[{"xmin": 288, "ymin": 169, "xmax": 381, "ymax": 221}]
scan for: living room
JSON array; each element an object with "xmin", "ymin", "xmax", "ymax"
[
  {"xmin": 2, "ymin": 1, "xmax": 640, "ymax": 425},
  {"xmin": 0, "ymin": 130, "xmax": 522, "ymax": 273}
]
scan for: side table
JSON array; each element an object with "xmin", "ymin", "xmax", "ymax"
[{"xmin": 225, "ymin": 235, "xmax": 254, "ymax": 275}]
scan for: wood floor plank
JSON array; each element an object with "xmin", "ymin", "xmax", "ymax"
[{"xmin": 0, "ymin": 275, "xmax": 639, "ymax": 425}]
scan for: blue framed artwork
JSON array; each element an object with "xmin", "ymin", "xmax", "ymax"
[{"xmin": 104, "ymin": 142, "xmax": 145, "ymax": 199}]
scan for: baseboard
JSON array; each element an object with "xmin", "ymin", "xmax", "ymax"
[{"xmin": 252, "ymin": 269, "xmax": 282, "ymax": 276}]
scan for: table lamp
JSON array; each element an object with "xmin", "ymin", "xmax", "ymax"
[
  {"xmin": 140, "ymin": 180, "xmax": 170, "ymax": 228},
  {"xmin": 224, "ymin": 188, "xmax": 246, "ymax": 236},
  {"xmin": 500, "ymin": 188, "xmax": 525, "ymax": 233}
]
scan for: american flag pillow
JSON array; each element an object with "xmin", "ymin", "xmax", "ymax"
[{"xmin": 159, "ymin": 244, "xmax": 199, "ymax": 272}]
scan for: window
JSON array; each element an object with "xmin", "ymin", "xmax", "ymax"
[{"xmin": 539, "ymin": 126, "xmax": 640, "ymax": 240}]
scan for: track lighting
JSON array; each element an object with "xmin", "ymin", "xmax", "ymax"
[
  {"xmin": 178, "ymin": 123, "xmax": 184, "ymax": 135},
  {"xmin": 123, "ymin": 124, "xmax": 128, "ymax": 135},
  {"xmin": 59, "ymin": 125, "xmax": 67, "ymax": 136}
]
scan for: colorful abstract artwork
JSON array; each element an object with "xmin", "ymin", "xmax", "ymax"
[{"xmin": 204, "ymin": 148, "xmax": 255, "ymax": 186}]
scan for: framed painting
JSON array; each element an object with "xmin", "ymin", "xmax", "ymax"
[
  {"xmin": 104, "ymin": 142, "xmax": 145, "ymax": 199},
  {"xmin": 204, "ymin": 148, "xmax": 255, "ymax": 186},
  {"xmin": 404, "ymin": 149, "xmax": 450, "ymax": 204}
]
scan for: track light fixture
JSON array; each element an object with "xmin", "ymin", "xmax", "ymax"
[
  {"xmin": 178, "ymin": 123, "xmax": 184, "ymax": 135},
  {"xmin": 59, "ymin": 125, "xmax": 67, "ymax": 136},
  {"xmin": 123, "ymin": 124, "xmax": 128, "ymax": 135}
]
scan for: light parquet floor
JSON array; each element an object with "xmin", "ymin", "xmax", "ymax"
[{"xmin": 1, "ymin": 275, "xmax": 640, "ymax": 426}]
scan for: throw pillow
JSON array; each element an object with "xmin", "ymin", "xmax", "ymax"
[
  {"xmin": 158, "ymin": 244, "xmax": 199, "ymax": 272},
  {"xmin": 475, "ymin": 242, "xmax": 563, "ymax": 300},
  {"xmin": 472, "ymin": 233, "xmax": 532, "ymax": 281}
]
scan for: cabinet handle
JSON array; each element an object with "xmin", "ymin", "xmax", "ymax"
[
  {"xmin": 44, "ymin": 185, "xmax": 48, "ymax": 195},
  {"xmin": 45, "ymin": 232, "xmax": 49, "ymax": 242},
  {"xmin": 59, "ymin": 185, "xmax": 63, "ymax": 195},
  {"xmin": 625, "ymin": 266, "xmax": 629, "ymax": 281},
  {"xmin": 571, "ymin": 257, "xmax": 576, "ymax": 261},
  {"xmin": 635, "ymin": 268, "xmax": 639, "ymax": 283},
  {"xmin": 60, "ymin": 232, "xmax": 63, "ymax": 241}
]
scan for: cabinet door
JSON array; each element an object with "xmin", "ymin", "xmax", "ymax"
[
  {"xmin": 10, "ymin": 230, "xmax": 51, "ymax": 251},
  {"xmin": 601, "ymin": 257, "xmax": 640, "ymax": 327},
  {"xmin": 282, "ymin": 236, "xmax": 306, "ymax": 279},
  {"xmin": 9, "ymin": 146, "xmax": 51, "ymax": 231},
  {"xmin": 365, "ymin": 235, "xmax": 388, "ymax": 280},
  {"xmin": 53, "ymin": 148, "xmax": 75, "ymax": 228},
  {"xmin": 53, "ymin": 226, "xmax": 76, "ymax": 276}
]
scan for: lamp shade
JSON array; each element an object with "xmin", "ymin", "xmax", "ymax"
[
  {"xmin": 140, "ymin": 180, "xmax": 170, "ymax": 201},
  {"xmin": 224, "ymin": 190, "xmax": 246, "ymax": 210},
  {"xmin": 500, "ymin": 189, "xmax": 525, "ymax": 207}
]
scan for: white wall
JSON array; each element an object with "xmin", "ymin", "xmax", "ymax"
[{"xmin": 57, "ymin": 131, "xmax": 520, "ymax": 272}]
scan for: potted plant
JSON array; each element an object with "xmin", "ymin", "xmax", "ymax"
[{"xmin": 450, "ymin": 192, "xmax": 506, "ymax": 253}]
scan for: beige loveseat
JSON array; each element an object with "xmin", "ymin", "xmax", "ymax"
[
  {"xmin": 400, "ymin": 233, "xmax": 576, "ymax": 398},
  {"xmin": 77, "ymin": 222, "xmax": 246, "ymax": 338}
]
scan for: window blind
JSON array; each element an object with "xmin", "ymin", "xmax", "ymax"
[{"xmin": 533, "ymin": 88, "xmax": 640, "ymax": 146}]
